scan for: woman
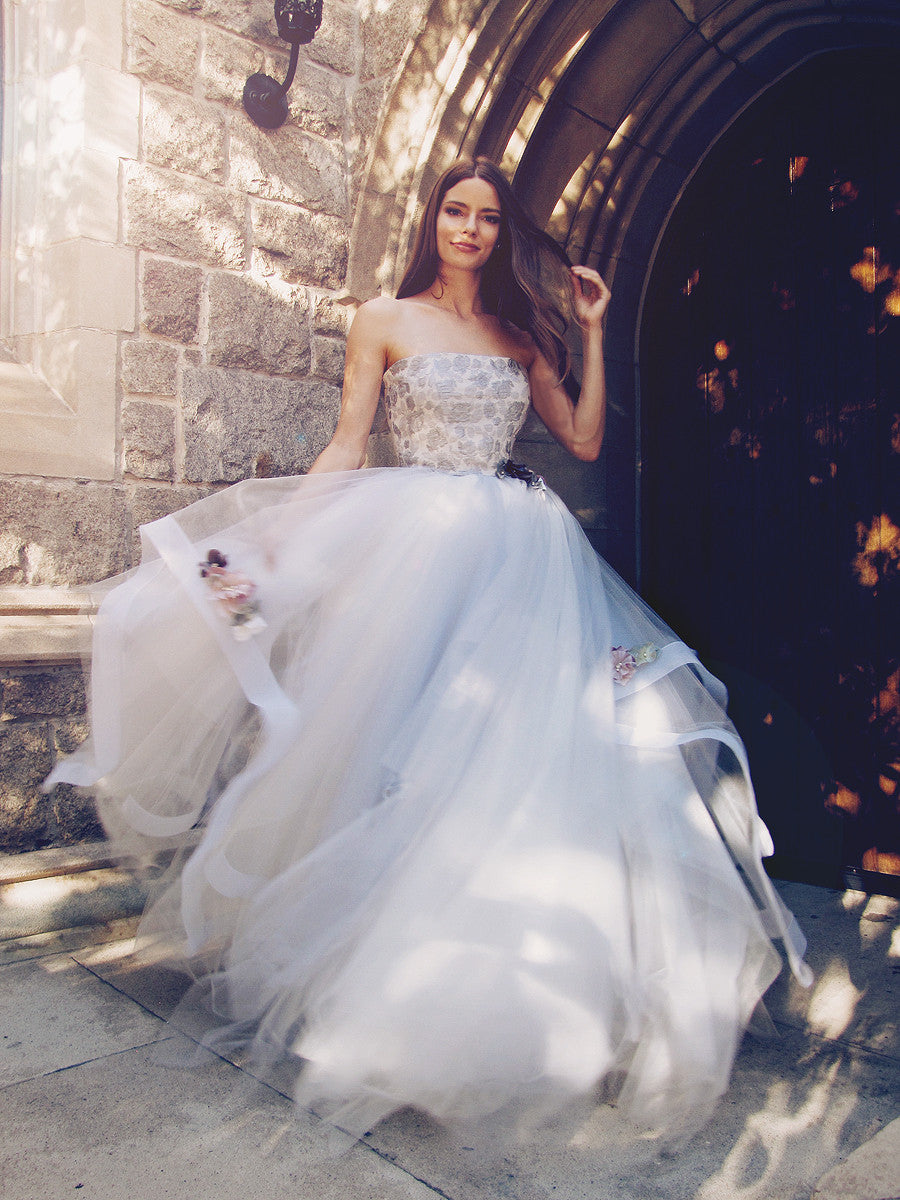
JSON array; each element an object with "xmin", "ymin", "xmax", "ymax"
[
  {"xmin": 47, "ymin": 158, "xmax": 810, "ymax": 1142},
  {"xmin": 308, "ymin": 160, "xmax": 609, "ymax": 477}
]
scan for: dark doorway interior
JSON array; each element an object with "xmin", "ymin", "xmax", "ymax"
[{"xmin": 641, "ymin": 49, "xmax": 900, "ymax": 892}]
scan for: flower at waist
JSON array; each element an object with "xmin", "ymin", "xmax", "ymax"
[{"xmin": 496, "ymin": 460, "xmax": 545, "ymax": 490}]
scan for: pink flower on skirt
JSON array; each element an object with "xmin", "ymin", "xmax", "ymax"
[
  {"xmin": 611, "ymin": 646, "xmax": 637, "ymax": 685},
  {"xmin": 199, "ymin": 551, "xmax": 266, "ymax": 640}
]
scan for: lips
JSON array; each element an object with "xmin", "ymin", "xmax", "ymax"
[{"xmin": 452, "ymin": 242, "xmax": 480, "ymax": 252}]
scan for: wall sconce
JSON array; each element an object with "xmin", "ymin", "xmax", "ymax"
[{"xmin": 243, "ymin": 0, "xmax": 324, "ymax": 129}]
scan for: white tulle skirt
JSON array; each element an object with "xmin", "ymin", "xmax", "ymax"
[{"xmin": 48, "ymin": 466, "xmax": 810, "ymax": 1139}]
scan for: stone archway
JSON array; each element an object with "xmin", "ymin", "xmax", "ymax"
[
  {"xmin": 350, "ymin": 0, "xmax": 900, "ymax": 571},
  {"xmin": 349, "ymin": 0, "xmax": 900, "ymax": 890}
]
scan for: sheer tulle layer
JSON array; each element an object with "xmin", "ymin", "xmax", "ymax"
[{"xmin": 47, "ymin": 466, "xmax": 809, "ymax": 1137}]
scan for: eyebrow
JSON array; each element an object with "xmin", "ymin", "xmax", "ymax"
[{"xmin": 444, "ymin": 200, "xmax": 502, "ymax": 216}]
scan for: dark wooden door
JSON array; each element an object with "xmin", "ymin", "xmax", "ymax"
[{"xmin": 640, "ymin": 49, "xmax": 900, "ymax": 889}]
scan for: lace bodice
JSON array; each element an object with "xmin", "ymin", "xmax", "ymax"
[{"xmin": 383, "ymin": 353, "xmax": 530, "ymax": 473}]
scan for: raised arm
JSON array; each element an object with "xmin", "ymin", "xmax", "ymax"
[
  {"xmin": 308, "ymin": 298, "xmax": 394, "ymax": 474},
  {"xmin": 528, "ymin": 266, "xmax": 611, "ymax": 462}
]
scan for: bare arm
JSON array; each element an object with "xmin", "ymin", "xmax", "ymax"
[
  {"xmin": 528, "ymin": 267, "xmax": 611, "ymax": 463},
  {"xmin": 307, "ymin": 299, "xmax": 394, "ymax": 474}
]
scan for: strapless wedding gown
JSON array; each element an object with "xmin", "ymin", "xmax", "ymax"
[{"xmin": 48, "ymin": 352, "xmax": 810, "ymax": 1138}]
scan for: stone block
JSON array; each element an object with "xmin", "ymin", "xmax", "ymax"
[
  {"xmin": 140, "ymin": 258, "xmax": 203, "ymax": 343},
  {"xmin": 306, "ymin": 0, "xmax": 357, "ymax": 75},
  {"xmin": 312, "ymin": 295, "xmax": 353, "ymax": 337},
  {"xmin": 352, "ymin": 77, "xmax": 387, "ymax": 153},
  {"xmin": 0, "ymin": 723, "xmax": 51, "ymax": 852},
  {"xmin": 11, "ymin": 267, "xmax": 37, "ymax": 344},
  {"xmin": 39, "ymin": 77, "xmax": 121, "ymax": 241},
  {"xmin": 41, "ymin": 240, "xmax": 136, "ymax": 334},
  {"xmin": 229, "ymin": 123, "xmax": 347, "ymax": 218},
  {"xmin": 2, "ymin": 673, "xmax": 86, "ymax": 721},
  {"xmin": 50, "ymin": 781, "xmax": 104, "ymax": 844},
  {"xmin": 146, "ymin": 0, "xmax": 203, "ymax": 11},
  {"xmin": 285, "ymin": 64, "xmax": 349, "ymax": 142},
  {"xmin": 311, "ymin": 336, "xmax": 346, "ymax": 386},
  {"xmin": 209, "ymin": 0, "xmax": 283, "ymax": 42},
  {"xmin": 201, "ymin": 26, "xmax": 289, "ymax": 109},
  {"xmin": 42, "ymin": 146, "xmax": 121, "ymax": 245},
  {"xmin": 83, "ymin": 61, "xmax": 141, "ymax": 158},
  {"xmin": 121, "ymin": 340, "xmax": 179, "ymax": 395},
  {"xmin": 361, "ymin": 0, "xmax": 425, "ymax": 82},
  {"xmin": 125, "ymin": 163, "xmax": 246, "ymax": 269},
  {"xmin": 0, "ymin": 481, "xmax": 130, "ymax": 586},
  {"xmin": 123, "ymin": 400, "xmax": 176, "ymax": 481},
  {"xmin": 0, "ymin": 351, "xmax": 56, "ymax": 416},
  {"xmin": 44, "ymin": 0, "xmax": 126, "ymax": 72},
  {"xmin": 206, "ymin": 272, "xmax": 310, "ymax": 376},
  {"xmin": 154, "ymin": 0, "xmax": 279, "ymax": 42},
  {"xmin": 126, "ymin": 0, "xmax": 201, "ymax": 91},
  {"xmin": 182, "ymin": 369, "xmax": 340, "ymax": 483},
  {"xmin": 54, "ymin": 715, "xmax": 91, "ymax": 756},
  {"xmin": 350, "ymin": 78, "xmax": 386, "ymax": 199},
  {"xmin": 143, "ymin": 86, "xmax": 227, "ymax": 180},
  {"xmin": 1, "ymin": 330, "xmax": 118, "ymax": 482},
  {"xmin": 128, "ymin": 485, "xmax": 209, "ymax": 533},
  {"xmin": 37, "ymin": 328, "xmax": 116, "ymax": 417},
  {"xmin": 128, "ymin": 484, "xmax": 212, "ymax": 564},
  {"xmin": 251, "ymin": 201, "xmax": 348, "ymax": 290}
]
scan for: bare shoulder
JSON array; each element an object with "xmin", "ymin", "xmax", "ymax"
[
  {"xmin": 349, "ymin": 295, "xmax": 416, "ymax": 345},
  {"xmin": 350, "ymin": 294, "xmax": 400, "ymax": 332}
]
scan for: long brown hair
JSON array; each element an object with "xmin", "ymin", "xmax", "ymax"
[{"xmin": 396, "ymin": 158, "xmax": 574, "ymax": 377}]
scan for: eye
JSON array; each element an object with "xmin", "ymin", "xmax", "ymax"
[
  {"xmin": 444, "ymin": 204, "xmax": 464, "ymax": 216},
  {"xmin": 482, "ymin": 214, "xmax": 501, "ymax": 225}
]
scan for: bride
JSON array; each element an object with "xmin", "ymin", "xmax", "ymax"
[{"xmin": 47, "ymin": 156, "xmax": 810, "ymax": 1141}]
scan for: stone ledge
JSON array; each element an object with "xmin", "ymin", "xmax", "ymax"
[
  {"xmin": 0, "ymin": 587, "xmax": 94, "ymax": 615},
  {"xmin": 0, "ymin": 838, "xmax": 115, "ymax": 886},
  {"xmin": 0, "ymin": 588, "xmax": 97, "ymax": 666},
  {"xmin": 0, "ymin": 866, "xmax": 149, "ymax": 940},
  {"xmin": 0, "ymin": 834, "xmax": 200, "ymax": 940}
]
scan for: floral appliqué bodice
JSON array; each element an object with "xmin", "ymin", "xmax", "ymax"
[{"xmin": 383, "ymin": 353, "xmax": 530, "ymax": 473}]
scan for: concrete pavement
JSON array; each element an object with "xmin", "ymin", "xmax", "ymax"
[{"xmin": 2, "ymin": 880, "xmax": 899, "ymax": 1200}]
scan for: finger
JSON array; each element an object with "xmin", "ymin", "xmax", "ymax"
[
  {"xmin": 572, "ymin": 272, "xmax": 598, "ymax": 298},
  {"xmin": 572, "ymin": 265, "xmax": 609, "ymax": 290}
]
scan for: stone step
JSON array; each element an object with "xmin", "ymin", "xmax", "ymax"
[
  {"xmin": 0, "ymin": 836, "xmax": 195, "ymax": 943},
  {"xmin": 0, "ymin": 860, "xmax": 148, "ymax": 942}
]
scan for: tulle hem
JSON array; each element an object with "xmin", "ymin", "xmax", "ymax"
[{"xmin": 47, "ymin": 466, "xmax": 810, "ymax": 1140}]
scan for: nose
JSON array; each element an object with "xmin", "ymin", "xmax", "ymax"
[{"xmin": 463, "ymin": 210, "xmax": 478, "ymax": 233}]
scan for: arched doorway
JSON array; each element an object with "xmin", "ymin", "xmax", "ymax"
[
  {"xmin": 640, "ymin": 49, "xmax": 900, "ymax": 890},
  {"xmin": 349, "ymin": 2, "xmax": 900, "ymax": 890}
]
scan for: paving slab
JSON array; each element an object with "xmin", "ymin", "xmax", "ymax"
[
  {"xmin": 0, "ymin": 1038, "xmax": 445, "ymax": 1200},
  {"xmin": 355, "ymin": 1022, "xmax": 900, "ymax": 1200},
  {"xmin": 0, "ymin": 952, "xmax": 165, "ymax": 1087},
  {"xmin": 3, "ymin": 880, "xmax": 899, "ymax": 1200},
  {"xmin": 766, "ymin": 884, "xmax": 900, "ymax": 1058},
  {"xmin": 75, "ymin": 937, "xmax": 193, "ymax": 1022},
  {"xmin": 0, "ymin": 916, "xmax": 140, "ymax": 965},
  {"xmin": 812, "ymin": 1115, "xmax": 900, "ymax": 1200}
]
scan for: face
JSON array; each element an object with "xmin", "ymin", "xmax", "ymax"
[{"xmin": 434, "ymin": 177, "xmax": 502, "ymax": 272}]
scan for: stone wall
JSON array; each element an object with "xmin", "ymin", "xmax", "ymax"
[
  {"xmin": 1, "ymin": 0, "xmax": 424, "ymax": 588},
  {"xmin": 0, "ymin": 664, "xmax": 100, "ymax": 853},
  {"xmin": 0, "ymin": 0, "xmax": 425, "ymax": 850}
]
